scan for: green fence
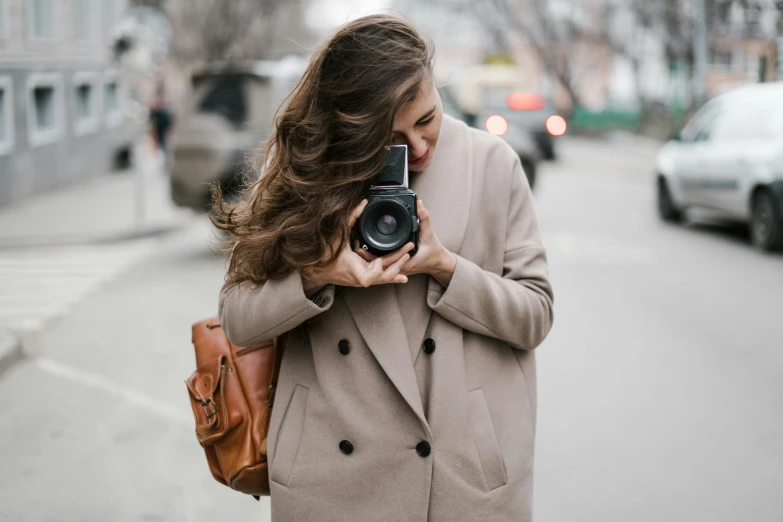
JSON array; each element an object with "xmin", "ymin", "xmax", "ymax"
[{"xmin": 569, "ymin": 105, "xmax": 694, "ymax": 140}]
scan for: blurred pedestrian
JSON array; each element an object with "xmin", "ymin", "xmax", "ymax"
[
  {"xmin": 149, "ymin": 91, "xmax": 174, "ymax": 168},
  {"xmin": 212, "ymin": 14, "xmax": 553, "ymax": 522}
]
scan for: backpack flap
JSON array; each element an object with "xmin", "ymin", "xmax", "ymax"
[{"xmin": 186, "ymin": 354, "xmax": 238, "ymax": 444}]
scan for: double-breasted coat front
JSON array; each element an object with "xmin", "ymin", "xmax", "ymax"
[{"xmin": 218, "ymin": 115, "xmax": 554, "ymax": 521}]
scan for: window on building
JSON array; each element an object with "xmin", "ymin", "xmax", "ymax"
[
  {"xmin": 105, "ymin": 82, "xmax": 118, "ymax": 112},
  {"xmin": 76, "ymin": 84, "xmax": 91, "ymax": 117},
  {"xmin": 0, "ymin": 76, "xmax": 14, "ymax": 155},
  {"xmin": 27, "ymin": 73, "xmax": 62, "ymax": 147},
  {"xmin": 34, "ymin": 86, "xmax": 55, "ymax": 127},
  {"xmin": 104, "ymin": 75, "xmax": 123, "ymax": 127},
  {"xmin": 28, "ymin": 0, "xmax": 56, "ymax": 41},
  {"xmin": 73, "ymin": 73, "xmax": 99, "ymax": 134},
  {"xmin": 0, "ymin": 0, "xmax": 10, "ymax": 41},
  {"xmin": 73, "ymin": 0, "xmax": 95, "ymax": 43}
]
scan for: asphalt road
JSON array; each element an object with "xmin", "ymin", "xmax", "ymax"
[{"xmin": 1, "ymin": 136, "xmax": 781, "ymax": 522}]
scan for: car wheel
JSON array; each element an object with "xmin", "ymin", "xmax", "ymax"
[
  {"xmin": 520, "ymin": 157, "xmax": 536, "ymax": 190},
  {"xmin": 657, "ymin": 177, "xmax": 683, "ymax": 223},
  {"xmin": 541, "ymin": 142, "xmax": 556, "ymax": 161},
  {"xmin": 750, "ymin": 189, "xmax": 783, "ymax": 251}
]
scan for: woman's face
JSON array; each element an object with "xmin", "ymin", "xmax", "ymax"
[{"xmin": 391, "ymin": 79, "xmax": 443, "ymax": 173}]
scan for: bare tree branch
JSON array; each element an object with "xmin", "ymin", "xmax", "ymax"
[{"xmin": 167, "ymin": 0, "xmax": 288, "ymax": 64}]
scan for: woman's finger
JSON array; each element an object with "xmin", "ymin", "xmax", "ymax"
[
  {"xmin": 378, "ymin": 242, "xmax": 414, "ymax": 269},
  {"xmin": 417, "ymin": 199, "xmax": 430, "ymax": 223},
  {"xmin": 348, "ymin": 199, "xmax": 368, "ymax": 228},
  {"xmin": 354, "ymin": 247, "xmax": 376, "ymax": 263},
  {"xmin": 377, "ymin": 253, "xmax": 410, "ymax": 284},
  {"xmin": 358, "ymin": 257, "xmax": 386, "ymax": 287},
  {"xmin": 341, "ymin": 254, "xmax": 382, "ymax": 288},
  {"xmin": 343, "ymin": 251, "xmax": 373, "ymax": 282},
  {"xmin": 416, "ymin": 199, "xmax": 432, "ymax": 236}
]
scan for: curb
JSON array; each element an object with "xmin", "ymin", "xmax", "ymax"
[{"xmin": 0, "ymin": 328, "xmax": 23, "ymax": 377}]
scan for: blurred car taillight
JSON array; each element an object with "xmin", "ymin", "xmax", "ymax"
[
  {"xmin": 486, "ymin": 115, "xmax": 508, "ymax": 136},
  {"xmin": 506, "ymin": 92, "xmax": 545, "ymax": 111},
  {"xmin": 545, "ymin": 115, "xmax": 567, "ymax": 136}
]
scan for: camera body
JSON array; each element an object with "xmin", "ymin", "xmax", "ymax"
[{"xmin": 357, "ymin": 145, "xmax": 420, "ymax": 256}]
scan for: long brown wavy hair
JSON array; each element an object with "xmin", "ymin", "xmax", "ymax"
[{"xmin": 210, "ymin": 14, "xmax": 435, "ymax": 286}]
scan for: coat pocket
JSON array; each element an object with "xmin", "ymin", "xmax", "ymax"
[
  {"xmin": 270, "ymin": 384, "xmax": 309, "ymax": 487},
  {"xmin": 468, "ymin": 388, "xmax": 508, "ymax": 491}
]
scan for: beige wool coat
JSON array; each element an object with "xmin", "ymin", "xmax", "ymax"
[{"xmin": 218, "ymin": 115, "xmax": 554, "ymax": 522}]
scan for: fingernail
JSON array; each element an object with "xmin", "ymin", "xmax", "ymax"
[{"xmin": 403, "ymin": 254, "xmax": 410, "ymax": 261}]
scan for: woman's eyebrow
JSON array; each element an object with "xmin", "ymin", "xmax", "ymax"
[{"xmin": 416, "ymin": 106, "xmax": 437, "ymax": 123}]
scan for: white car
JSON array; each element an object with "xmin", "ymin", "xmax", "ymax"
[{"xmin": 656, "ymin": 82, "xmax": 783, "ymax": 251}]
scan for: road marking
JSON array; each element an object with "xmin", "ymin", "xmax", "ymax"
[
  {"xmin": 0, "ymin": 240, "xmax": 158, "ymax": 334},
  {"xmin": 33, "ymin": 356, "xmax": 191, "ymax": 426}
]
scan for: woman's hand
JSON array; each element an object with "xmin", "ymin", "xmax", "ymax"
[
  {"xmin": 401, "ymin": 199, "xmax": 456, "ymax": 286},
  {"xmin": 301, "ymin": 200, "xmax": 414, "ymax": 297},
  {"xmin": 355, "ymin": 199, "xmax": 456, "ymax": 287}
]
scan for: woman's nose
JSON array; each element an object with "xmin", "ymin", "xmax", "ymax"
[{"xmin": 407, "ymin": 134, "xmax": 427, "ymax": 159}]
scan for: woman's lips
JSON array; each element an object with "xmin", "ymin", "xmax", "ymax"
[{"xmin": 409, "ymin": 149, "xmax": 429, "ymax": 165}]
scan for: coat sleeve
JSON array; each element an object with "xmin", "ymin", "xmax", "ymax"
[
  {"xmin": 218, "ymin": 269, "xmax": 335, "ymax": 347},
  {"xmin": 426, "ymin": 154, "xmax": 554, "ymax": 350}
]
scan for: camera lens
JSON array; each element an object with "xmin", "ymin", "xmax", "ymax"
[
  {"xmin": 358, "ymin": 197, "xmax": 413, "ymax": 255},
  {"xmin": 376, "ymin": 215, "xmax": 397, "ymax": 235}
]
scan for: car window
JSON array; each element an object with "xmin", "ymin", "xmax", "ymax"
[
  {"xmin": 681, "ymin": 101, "xmax": 722, "ymax": 142},
  {"xmin": 439, "ymin": 87, "xmax": 463, "ymax": 118},
  {"xmin": 198, "ymin": 78, "xmax": 247, "ymax": 128},
  {"xmin": 439, "ymin": 87, "xmax": 477, "ymax": 126}
]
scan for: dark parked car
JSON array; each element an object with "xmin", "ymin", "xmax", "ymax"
[
  {"xmin": 440, "ymin": 86, "xmax": 541, "ymax": 189},
  {"xmin": 169, "ymin": 57, "xmax": 307, "ymax": 211}
]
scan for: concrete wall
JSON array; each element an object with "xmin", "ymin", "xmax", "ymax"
[
  {"xmin": 0, "ymin": 68, "xmax": 130, "ymax": 206},
  {"xmin": 0, "ymin": 0, "xmax": 130, "ymax": 208}
]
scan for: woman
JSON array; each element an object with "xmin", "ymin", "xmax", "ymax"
[{"xmin": 213, "ymin": 14, "xmax": 554, "ymax": 522}]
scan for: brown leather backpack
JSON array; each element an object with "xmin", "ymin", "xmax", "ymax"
[{"xmin": 185, "ymin": 317, "xmax": 283, "ymax": 499}]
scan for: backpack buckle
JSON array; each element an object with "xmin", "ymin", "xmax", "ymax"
[{"xmin": 202, "ymin": 397, "xmax": 217, "ymax": 419}]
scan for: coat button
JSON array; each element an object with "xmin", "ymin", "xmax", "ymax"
[
  {"xmin": 339, "ymin": 440, "xmax": 354, "ymax": 454},
  {"xmin": 423, "ymin": 338, "xmax": 436, "ymax": 354},
  {"xmin": 338, "ymin": 339, "xmax": 351, "ymax": 355},
  {"xmin": 416, "ymin": 441, "xmax": 431, "ymax": 457}
]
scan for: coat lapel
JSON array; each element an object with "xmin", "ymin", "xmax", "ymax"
[
  {"xmin": 409, "ymin": 114, "xmax": 474, "ymax": 254},
  {"xmin": 343, "ymin": 284, "xmax": 426, "ymax": 425},
  {"xmin": 395, "ymin": 274, "xmax": 432, "ymax": 362}
]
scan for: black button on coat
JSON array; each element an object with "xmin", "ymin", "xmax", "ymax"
[
  {"xmin": 423, "ymin": 338, "xmax": 436, "ymax": 354},
  {"xmin": 416, "ymin": 441, "xmax": 431, "ymax": 457},
  {"xmin": 338, "ymin": 339, "xmax": 351, "ymax": 355}
]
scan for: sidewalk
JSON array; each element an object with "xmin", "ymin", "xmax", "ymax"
[{"xmin": 0, "ymin": 151, "xmax": 194, "ymax": 248}]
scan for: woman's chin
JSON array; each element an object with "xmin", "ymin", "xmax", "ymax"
[{"xmin": 409, "ymin": 151, "xmax": 434, "ymax": 172}]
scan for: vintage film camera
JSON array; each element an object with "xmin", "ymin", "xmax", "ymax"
[{"xmin": 356, "ymin": 145, "xmax": 420, "ymax": 256}]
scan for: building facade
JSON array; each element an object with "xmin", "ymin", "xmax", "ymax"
[{"xmin": 0, "ymin": 0, "xmax": 132, "ymax": 207}]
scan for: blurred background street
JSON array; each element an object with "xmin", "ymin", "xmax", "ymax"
[{"xmin": 2, "ymin": 0, "xmax": 783, "ymax": 520}]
